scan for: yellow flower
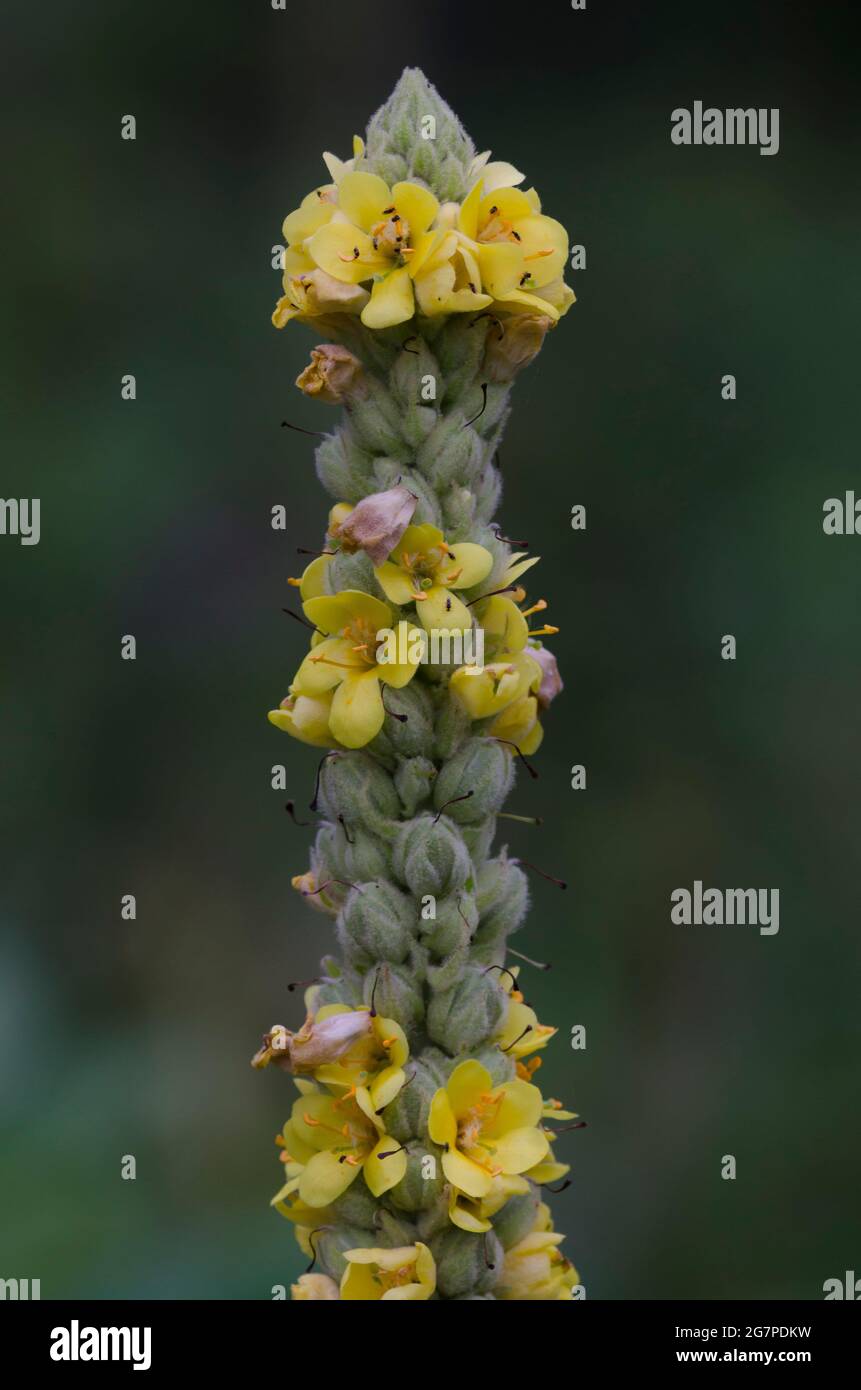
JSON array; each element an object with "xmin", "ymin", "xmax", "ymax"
[
  {"xmin": 291, "ymin": 590, "xmax": 422, "ymax": 748},
  {"xmin": 268, "ymin": 690, "xmax": 337, "ymax": 748},
  {"xmin": 308, "ymin": 171, "xmax": 451, "ymax": 328},
  {"xmin": 458, "ymin": 181, "xmax": 570, "ymax": 321},
  {"xmin": 449, "ymin": 650, "xmax": 542, "ymax": 720},
  {"xmin": 340, "ymin": 1242, "xmax": 436, "ymax": 1301},
  {"xmin": 487, "ymin": 693, "xmax": 544, "ymax": 756},
  {"xmin": 497, "ymin": 1203, "xmax": 579, "ymax": 1300},
  {"xmin": 275, "ymin": 1085, "xmax": 407, "ymax": 1207},
  {"xmin": 322, "ymin": 134, "xmax": 366, "ymax": 186},
  {"xmin": 374, "ymin": 522, "xmax": 493, "ymax": 633},
  {"xmin": 496, "ymin": 988, "xmax": 557, "ymax": 1062},
  {"xmin": 305, "ymin": 171, "xmax": 496, "ymax": 326},
  {"xmin": 309, "ymin": 1005, "xmax": 410, "ymax": 1112},
  {"xmin": 291, "ymin": 1273, "xmax": 340, "ymax": 1300},
  {"xmin": 428, "ymin": 1059, "xmax": 549, "ymax": 1210},
  {"xmin": 447, "ymin": 1172, "xmax": 530, "ymax": 1234}
]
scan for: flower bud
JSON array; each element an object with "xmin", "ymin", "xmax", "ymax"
[
  {"xmin": 380, "ymin": 1047, "xmax": 451, "ymax": 1144},
  {"xmin": 483, "ymin": 312, "xmax": 554, "ymax": 383},
  {"xmin": 368, "ymin": 680, "xmax": 436, "ymax": 760},
  {"xmin": 432, "ymin": 1228, "xmax": 502, "ymax": 1299},
  {"xmin": 491, "ymin": 1191, "xmax": 542, "ymax": 1251},
  {"xmin": 336, "ymin": 880, "xmax": 415, "ymax": 969},
  {"xmin": 331, "ymin": 1177, "xmax": 382, "ymax": 1229},
  {"xmin": 432, "ymin": 737, "xmax": 514, "ymax": 824},
  {"xmin": 459, "ymin": 818, "xmax": 497, "ymax": 864},
  {"xmin": 314, "ymin": 1224, "xmax": 378, "ymax": 1282},
  {"xmin": 296, "ymin": 344, "xmax": 368, "ymax": 405},
  {"xmin": 314, "ymin": 431, "xmax": 376, "ymax": 504},
  {"xmin": 474, "ymin": 854, "xmax": 530, "ymax": 944},
  {"xmin": 392, "ymin": 814, "xmax": 472, "ymax": 898},
  {"xmin": 434, "ymin": 689, "xmax": 473, "ymax": 760},
  {"xmin": 362, "ymin": 962, "xmax": 425, "ymax": 1044},
  {"xmin": 394, "ymin": 755, "xmax": 437, "ymax": 817},
  {"xmin": 386, "ymin": 1143, "xmax": 446, "ymax": 1213},
  {"xmin": 426, "ymin": 965, "xmax": 508, "ymax": 1053},
  {"xmin": 316, "ymin": 752, "xmax": 400, "ymax": 834},
  {"xmin": 330, "ymin": 483, "xmax": 418, "ymax": 566},
  {"xmin": 419, "ymin": 891, "xmax": 476, "ymax": 958}
]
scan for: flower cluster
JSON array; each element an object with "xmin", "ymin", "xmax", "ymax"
[
  {"xmin": 273, "ymin": 141, "xmax": 574, "ymax": 333},
  {"xmin": 255, "ymin": 68, "xmax": 580, "ymax": 1301}
]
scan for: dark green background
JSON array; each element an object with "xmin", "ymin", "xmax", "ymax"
[{"xmin": 3, "ymin": 1, "xmax": 859, "ymax": 1299}]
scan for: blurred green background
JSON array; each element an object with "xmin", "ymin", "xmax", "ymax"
[{"xmin": 2, "ymin": 1, "xmax": 859, "ymax": 1299}]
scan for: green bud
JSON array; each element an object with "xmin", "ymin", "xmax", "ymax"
[
  {"xmin": 472, "ymin": 451, "xmax": 503, "ymax": 525},
  {"xmin": 394, "ymin": 755, "xmax": 437, "ymax": 816},
  {"xmin": 386, "ymin": 1143, "xmax": 446, "ymax": 1213},
  {"xmin": 367, "ymin": 680, "xmax": 436, "ymax": 760},
  {"xmin": 331, "ymin": 1176, "xmax": 383, "ymax": 1229},
  {"xmin": 426, "ymin": 965, "xmax": 508, "ymax": 1053},
  {"xmin": 372, "ymin": 1207, "xmax": 418, "ymax": 1247},
  {"xmin": 459, "ymin": 817, "xmax": 497, "ymax": 864},
  {"xmin": 392, "ymin": 813, "xmax": 472, "ymax": 898},
  {"xmin": 432, "ymin": 1228, "xmax": 502, "ymax": 1299},
  {"xmin": 419, "ymin": 891, "xmax": 476, "ymax": 957},
  {"xmin": 474, "ymin": 853, "xmax": 530, "ymax": 943},
  {"xmin": 432, "ymin": 737, "xmax": 514, "ymax": 824},
  {"xmin": 325, "ymin": 547, "xmax": 375, "ymax": 595},
  {"xmin": 316, "ymin": 1224, "xmax": 377, "ymax": 1282},
  {"xmin": 336, "ymin": 880, "xmax": 415, "ymax": 969},
  {"xmin": 370, "ymin": 463, "xmax": 442, "ymax": 530},
  {"xmin": 434, "ymin": 691, "xmax": 472, "ymax": 760},
  {"xmin": 441, "ymin": 484, "xmax": 477, "ymax": 540},
  {"xmin": 314, "ymin": 820, "xmax": 389, "ymax": 882},
  {"xmin": 491, "ymin": 1191, "xmax": 542, "ymax": 1251},
  {"xmin": 433, "ymin": 315, "xmax": 492, "ymax": 403},
  {"xmin": 347, "ymin": 380, "xmax": 407, "ymax": 456},
  {"xmin": 314, "ymin": 428, "xmax": 374, "ymax": 502},
  {"xmin": 316, "ymin": 751, "xmax": 400, "ymax": 834},
  {"xmin": 363, "ymin": 68, "xmax": 475, "ymax": 202},
  {"xmin": 362, "ymin": 962, "xmax": 425, "ymax": 1044},
  {"xmin": 382, "ymin": 1047, "xmax": 451, "ymax": 1143}
]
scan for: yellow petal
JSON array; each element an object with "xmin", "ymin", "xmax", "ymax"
[
  {"xmin": 418, "ymin": 585, "xmax": 472, "ymax": 634},
  {"xmin": 479, "ymin": 160, "xmax": 526, "ymax": 194},
  {"xmin": 298, "ymin": 1149, "xmax": 361, "ymax": 1206},
  {"xmin": 489, "ymin": 1125, "xmax": 549, "ymax": 1174},
  {"xmin": 299, "ymin": 553, "xmax": 331, "ymax": 600},
  {"xmin": 374, "ymin": 560, "xmax": 417, "ymax": 606},
  {"xmin": 329, "ymin": 672, "xmax": 385, "ymax": 748},
  {"xmin": 516, "ymin": 214, "xmax": 568, "ymax": 288},
  {"xmin": 449, "ymin": 1200, "xmax": 492, "ymax": 1234},
  {"xmin": 427, "ymin": 1088, "xmax": 457, "ymax": 1148},
  {"xmin": 438, "ymin": 542, "xmax": 494, "ymax": 589},
  {"xmin": 361, "ymin": 267, "xmax": 415, "ymax": 329},
  {"xmin": 392, "ymin": 523, "xmax": 445, "ymax": 562},
  {"xmin": 442, "ymin": 1147, "xmax": 494, "ymax": 1199},
  {"xmin": 458, "ymin": 178, "xmax": 484, "ymax": 241},
  {"xmin": 337, "ymin": 171, "xmax": 391, "ymax": 231},
  {"xmin": 392, "ymin": 181, "xmax": 440, "ymax": 236},
  {"xmin": 291, "ymin": 637, "xmax": 361, "ymax": 695},
  {"xmin": 364, "ymin": 1134, "xmax": 407, "ymax": 1197},
  {"xmin": 307, "ymin": 221, "xmax": 385, "ymax": 284},
  {"xmin": 483, "ymin": 1078, "xmax": 544, "ymax": 1136},
  {"xmin": 446, "ymin": 1059, "xmax": 493, "ymax": 1117},
  {"xmin": 303, "ymin": 589, "xmax": 393, "ymax": 635},
  {"xmin": 376, "ymin": 622, "xmax": 423, "ymax": 688},
  {"xmin": 283, "ymin": 190, "xmax": 335, "ymax": 247},
  {"xmin": 474, "ymin": 242, "xmax": 524, "ymax": 299}
]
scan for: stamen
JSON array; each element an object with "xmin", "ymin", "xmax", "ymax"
[
  {"xmin": 281, "ymin": 419, "xmax": 325, "ymax": 439},
  {"xmin": 493, "ymin": 737, "xmax": 540, "ymax": 780},
  {"xmin": 520, "ymin": 599, "xmax": 548, "ymax": 618},
  {"xmin": 463, "ymin": 382, "xmax": 489, "ymax": 430},
  {"xmin": 433, "ymin": 789, "xmax": 474, "ymax": 824},
  {"xmin": 507, "ymin": 945, "xmax": 552, "ymax": 970},
  {"xmin": 499, "ymin": 812, "xmax": 544, "ymax": 826},
  {"xmin": 528, "ymin": 625, "xmax": 559, "ymax": 637},
  {"xmin": 516, "ymin": 858, "xmax": 568, "ymax": 890},
  {"xmin": 501, "ymin": 1024, "xmax": 533, "ymax": 1053}
]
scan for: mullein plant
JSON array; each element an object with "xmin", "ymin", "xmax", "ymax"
[{"xmin": 253, "ymin": 69, "xmax": 580, "ymax": 1301}]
